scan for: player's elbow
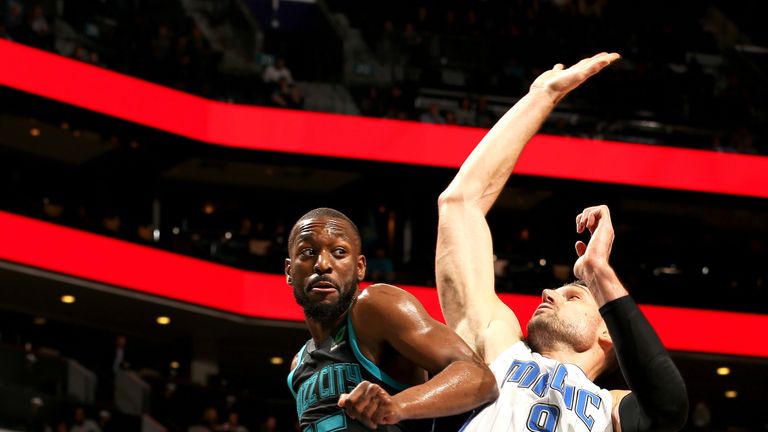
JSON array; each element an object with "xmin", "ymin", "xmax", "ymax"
[
  {"xmin": 478, "ymin": 365, "xmax": 499, "ymax": 404},
  {"xmin": 437, "ymin": 187, "xmax": 473, "ymax": 213},
  {"xmin": 464, "ymin": 357, "xmax": 499, "ymax": 405},
  {"xmin": 647, "ymin": 361, "xmax": 689, "ymax": 431},
  {"xmin": 652, "ymin": 385, "xmax": 688, "ymax": 432},
  {"xmin": 622, "ymin": 384, "xmax": 689, "ymax": 432},
  {"xmin": 437, "ymin": 189, "xmax": 460, "ymax": 209}
]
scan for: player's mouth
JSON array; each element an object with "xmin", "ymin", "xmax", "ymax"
[
  {"xmin": 308, "ymin": 279, "xmax": 338, "ymax": 293},
  {"xmin": 535, "ymin": 303, "xmax": 554, "ymax": 314}
]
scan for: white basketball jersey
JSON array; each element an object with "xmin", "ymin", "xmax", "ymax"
[{"xmin": 461, "ymin": 341, "xmax": 613, "ymax": 432}]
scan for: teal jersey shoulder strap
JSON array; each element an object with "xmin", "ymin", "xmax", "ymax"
[{"xmin": 346, "ymin": 313, "xmax": 408, "ymax": 392}]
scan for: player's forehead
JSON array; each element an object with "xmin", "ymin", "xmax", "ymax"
[{"xmin": 296, "ymin": 217, "xmax": 354, "ymax": 241}]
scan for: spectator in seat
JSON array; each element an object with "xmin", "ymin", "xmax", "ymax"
[
  {"xmin": 263, "ymin": 57, "xmax": 293, "ymax": 84},
  {"xmin": 71, "ymin": 407, "xmax": 100, "ymax": 432}
]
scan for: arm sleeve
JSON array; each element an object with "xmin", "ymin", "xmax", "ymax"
[{"xmin": 599, "ymin": 296, "xmax": 689, "ymax": 432}]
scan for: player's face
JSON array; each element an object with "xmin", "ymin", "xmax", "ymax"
[
  {"xmin": 527, "ymin": 284, "xmax": 603, "ymax": 352},
  {"xmin": 285, "ymin": 217, "xmax": 366, "ymax": 323}
]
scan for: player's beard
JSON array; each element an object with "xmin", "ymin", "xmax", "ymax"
[
  {"xmin": 527, "ymin": 312, "xmax": 594, "ymax": 353},
  {"xmin": 292, "ymin": 277, "xmax": 359, "ymax": 323}
]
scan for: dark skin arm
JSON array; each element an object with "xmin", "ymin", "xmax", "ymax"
[{"xmin": 338, "ymin": 284, "xmax": 498, "ymax": 429}]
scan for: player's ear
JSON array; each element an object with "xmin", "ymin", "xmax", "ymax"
[
  {"xmin": 357, "ymin": 254, "xmax": 366, "ymax": 281},
  {"xmin": 285, "ymin": 258, "xmax": 292, "ymax": 284},
  {"xmin": 597, "ymin": 322, "xmax": 612, "ymax": 350}
]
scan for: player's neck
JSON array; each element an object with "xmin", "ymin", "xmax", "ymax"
[{"xmin": 305, "ymin": 312, "xmax": 348, "ymax": 345}]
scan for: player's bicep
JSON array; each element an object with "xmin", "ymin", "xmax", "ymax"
[
  {"xmin": 367, "ymin": 286, "xmax": 481, "ymax": 372},
  {"xmin": 436, "ymin": 199, "xmax": 522, "ymax": 358}
]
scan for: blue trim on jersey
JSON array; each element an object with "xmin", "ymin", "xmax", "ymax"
[
  {"xmin": 458, "ymin": 408, "xmax": 479, "ymax": 432},
  {"xmin": 287, "ymin": 343, "xmax": 308, "ymax": 398},
  {"xmin": 346, "ymin": 314, "xmax": 409, "ymax": 392}
]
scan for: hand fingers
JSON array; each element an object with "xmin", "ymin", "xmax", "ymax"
[
  {"xmin": 587, "ymin": 211, "xmax": 597, "ymax": 234},
  {"xmin": 575, "ymin": 205, "xmax": 614, "ymax": 261},
  {"xmin": 575, "ymin": 240, "xmax": 587, "ymax": 257},
  {"xmin": 340, "ymin": 381, "xmax": 390, "ymax": 429},
  {"xmin": 576, "ymin": 205, "xmax": 610, "ymax": 233},
  {"xmin": 576, "ymin": 207, "xmax": 598, "ymax": 233},
  {"xmin": 572, "ymin": 52, "xmax": 620, "ymax": 81},
  {"xmin": 553, "ymin": 63, "xmax": 565, "ymax": 71},
  {"xmin": 360, "ymin": 385, "xmax": 384, "ymax": 429},
  {"xmin": 340, "ymin": 381, "xmax": 373, "ymax": 420},
  {"xmin": 368, "ymin": 388, "xmax": 393, "ymax": 426}
]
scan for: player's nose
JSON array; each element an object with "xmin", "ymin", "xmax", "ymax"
[
  {"xmin": 541, "ymin": 288, "xmax": 558, "ymax": 304},
  {"xmin": 313, "ymin": 250, "xmax": 333, "ymax": 274}
]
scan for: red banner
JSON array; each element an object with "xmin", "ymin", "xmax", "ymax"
[
  {"xmin": 2, "ymin": 39, "xmax": 768, "ymax": 197},
  {"xmin": 0, "ymin": 211, "xmax": 765, "ymax": 357}
]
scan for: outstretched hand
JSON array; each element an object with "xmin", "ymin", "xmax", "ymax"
[
  {"xmin": 338, "ymin": 381, "xmax": 403, "ymax": 429},
  {"xmin": 530, "ymin": 52, "xmax": 620, "ymax": 104}
]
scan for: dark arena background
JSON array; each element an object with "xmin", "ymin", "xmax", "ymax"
[{"xmin": 1, "ymin": 0, "xmax": 767, "ymax": 431}]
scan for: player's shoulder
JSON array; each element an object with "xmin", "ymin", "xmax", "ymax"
[
  {"xmin": 354, "ymin": 284, "xmax": 424, "ymax": 319},
  {"xmin": 357, "ymin": 283, "xmax": 415, "ymax": 304}
]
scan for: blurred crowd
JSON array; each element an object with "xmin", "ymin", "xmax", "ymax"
[
  {"xmin": 0, "ymin": 323, "xmax": 297, "ymax": 432},
  {"xmin": 0, "ymin": 1, "xmax": 304, "ymax": 109},
  {"xmin": 2, "ymin": 0, "xmax": 766, "ymax": 153}
]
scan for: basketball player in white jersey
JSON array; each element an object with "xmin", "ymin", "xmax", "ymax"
[{"xmin": 436, "ymin": 52, "xmax": 689, "ymax": 431}]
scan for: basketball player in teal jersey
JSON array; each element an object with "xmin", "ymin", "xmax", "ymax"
[{"xmin": 285, "ymin": 208, "xmax": 498, "ymax": 431}]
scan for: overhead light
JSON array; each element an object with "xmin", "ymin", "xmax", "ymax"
[
  {"xmin": 716, "ymin": 367, "xmax": 730, "ymax": 376},
  {"xmin": 30, "ymin": 128, "xmax": 40, "ymax": 137},
  {"xmin": 539, "ymin": 258, "xmax": 547, "ymax": 266},
  {"xmin": 203, "ymin": 202, "xmax": 215, "ymax": 214},
  {"xmin": 653, "ymin": 264, "xmax": 680, "ymax": 276},
  {"xmin": 270, "ymin": 356, "xmax": 284, "ymax": 365},
  {"xmin": 172, "ymin": 227, "xmax": 180, "ymax": 235},
  {"xmin": 60, "ymin": 295, "xmax": 76, "ymax": 304},
  {"xmin": 702, "ymin": 266, "xmax": 710, "ymax": 275},
  {"xmin": 224, "ymin": 231, "xmax": 232, "ymax": 240},
  {"xmin": 33, "ymin": 317, "xmax": 46, "ymax": 325},
  {"xmin": 724, "ymin": 390, "xmax": 738, "ymax": 398},
  {"xmin": 170, "ymin": 361, "xmax": 180, "ymax": 369},
  {"xmin": 156, "ymin": 316, "xmax": 171, "ymax": 325}
]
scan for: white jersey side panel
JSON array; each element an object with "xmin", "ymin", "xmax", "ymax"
[{"xmin": 461, "ymin": 341, "xmax": 613, "ymax": 432}]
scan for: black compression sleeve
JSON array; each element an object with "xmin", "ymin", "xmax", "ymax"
[{"xmin": 600, "ymin": 296, "xmax": 688, "ymax": 432}]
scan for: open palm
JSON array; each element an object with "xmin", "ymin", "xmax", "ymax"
[{"xmin": 530, "ymin": 52, "xmax": 620, "ymax": 102}]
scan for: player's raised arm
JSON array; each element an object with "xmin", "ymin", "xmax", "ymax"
[{"xmin": 436, "ymin": 53, "xmax": 620, "ymax": 363}]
